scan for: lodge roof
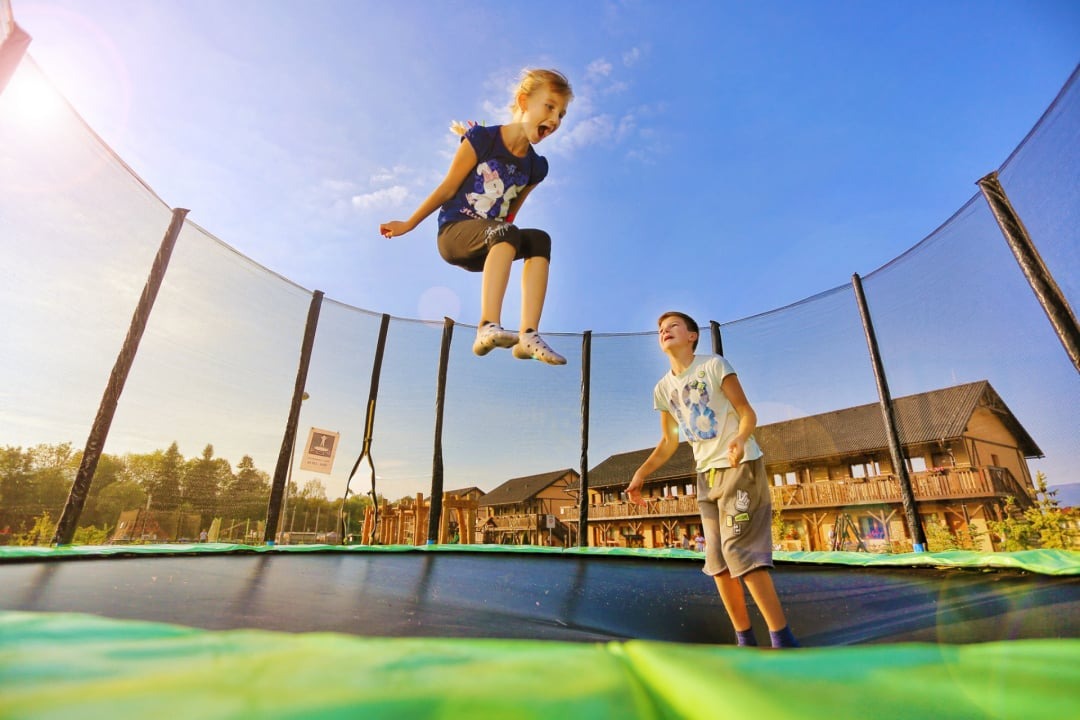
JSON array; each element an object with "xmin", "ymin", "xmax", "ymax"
[
  {"xmin": 579, "ymin": 380, "xmax": 1041, "ymax": 490},
  {"xmin": 479, "ymin": 468, "xmax": 579, "ymax": 507},
  {"xmin": 444, "ymin": 486, "xmax": 484, "ymax": 499}
]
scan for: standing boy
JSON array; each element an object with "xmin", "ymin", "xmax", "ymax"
[{"xmin": 626, "ymin": 311, "xmax": 799, "ymax": 648}]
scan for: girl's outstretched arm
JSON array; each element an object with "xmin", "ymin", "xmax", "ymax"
[{"xmin": 379, "ymin": 139, "xmax": 478, "ymax": 238}]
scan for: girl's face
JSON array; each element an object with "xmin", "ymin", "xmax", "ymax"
[{"xmin": 518, "ymin": 85, "xmax": 569, "ymax": 144}]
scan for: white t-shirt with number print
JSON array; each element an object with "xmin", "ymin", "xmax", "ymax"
[{"xmin": 653, "ymin": 354, "xmax": 763, "ymax": 472}]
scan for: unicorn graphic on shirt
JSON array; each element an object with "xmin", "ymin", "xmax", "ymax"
[{"xmin": 467, "ymin": 162, "xmax": 505, "ymax": 217}]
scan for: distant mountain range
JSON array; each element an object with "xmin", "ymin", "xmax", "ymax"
[{"xmin": 1048, "ymin": 483, "xmax": 1080, "ymax": 509}]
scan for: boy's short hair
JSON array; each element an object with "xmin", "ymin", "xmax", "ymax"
[{"xmin": 658, "ymin": 311, "xmax": 700, "ymax": 351}]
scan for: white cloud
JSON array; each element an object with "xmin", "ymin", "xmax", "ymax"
[
  {"xmin": 550, "ymin": 114, "xmax": 615, "ymax": 154},
  {"xmin": 318, "ymin": 178, "xmax": 358, "ymax": 195},
  {"xmin": 623, "ymin": 47, "xmax": 642, "ymax": 67},
  {"xmin": 616, "ymin": 113, "xmax": 637, "ymax": 143},
  {"xmin": 370, "ymin": 165, "xmax": 412, "ymax": 185},
  {"xmin": 351, "ymin": 185, "xmax": 409, "ymax": 210},
  {"xmin": 586, "ymin": 58, "xmax": 613, "ymax": 80},
  {"xmin": 481, "ymin": 99, "xmax": 509, "ymax": 123}
]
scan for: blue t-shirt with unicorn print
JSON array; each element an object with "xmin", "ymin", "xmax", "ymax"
[{"xmin": 437, "ymin": 124, "xmax": 549, "ymax": 230}]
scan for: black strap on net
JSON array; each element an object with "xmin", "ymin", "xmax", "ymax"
[{"xmin": 339, "ymin": 313, "xmax": 390, "ymax": 545}]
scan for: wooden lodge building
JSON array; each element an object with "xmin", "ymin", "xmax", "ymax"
[
  {"xmin": 563, "ymin": 381, "xmax": 1041, "ymax": 552},
  {"xmin": 478, "ymin": 469, "xmax": 580, "ymax": 546}
]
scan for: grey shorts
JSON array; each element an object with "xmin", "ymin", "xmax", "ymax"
[
  {"xmin": 437, "ymin": 219, "xmax": 552, "ymax": 273},
  {"xmin": 696, "ymin": 456, "xmax": 774, "ymax": 578}
]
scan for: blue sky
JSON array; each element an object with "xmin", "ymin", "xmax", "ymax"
[
  {"xmin": 12, "ymin": 0, "xmax": 1080, "ymax": 333},
  {"xmin": 4, "ymin": 1, "xmax": 1079, "ymax": 502}
]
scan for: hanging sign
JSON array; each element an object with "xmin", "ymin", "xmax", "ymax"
[{"xmin": 299, "ymin": 427, "xmax": 340, "ymax": 474}]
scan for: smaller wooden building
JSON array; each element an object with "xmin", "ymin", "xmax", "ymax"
[{"xmin": 478, "ymin": 469, "xmax": 579, "ymax": 546}]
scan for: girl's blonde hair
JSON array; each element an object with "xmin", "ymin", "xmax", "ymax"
[
  {"xmin": 508, "ymin": 68, "xmax": 573, "ymax": 113},
  {"xmin": 450, "ymin": 68, "xmax": 573, "ymax": 136}
]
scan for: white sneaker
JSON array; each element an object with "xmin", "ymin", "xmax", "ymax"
[
  {"xmin": 472, "ymin": 322, "xmax": 519, "ymax": 356},
  {"xmin": 512, "ymin": 332, "xmax": 566, "ymax": 365}
]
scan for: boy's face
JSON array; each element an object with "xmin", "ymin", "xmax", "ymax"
[{"xmin": 658, "ymin": 316, "xmax": 697, "ymax": 353}]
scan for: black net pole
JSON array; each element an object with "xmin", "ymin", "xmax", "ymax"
[
  {"xmin": 577, "ymin": 331, "xmax": 592, "ymax": 547},
  {"xmin": 428, "ymin": 317, "xmax": 454, "ymax": 544},
  {"xmin": 977, "ymin": 171, "xmax": 1080, "ymax": 373},
  {"xmin": 264, "ymin": 290, "xmax": 324, "ymax": 544},
  {"xmin": 710, "ymin": 320, "xmax": 723, "ymax": 356},
  {"xmin": 852, "ymin": 273, "xmax": 927, "ymax": 552},
  {"xmin": 52, "ymin": 208, "xmax": 189, "ymax": 545},
  {"xmin": 340, "ymin": 313, "xmax": 391, "ymax": 545}
]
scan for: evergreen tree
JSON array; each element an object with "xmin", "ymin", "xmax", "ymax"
[
  {"xmin": 184, "ymin": 444, "xmax": 228, "ymax": 518},
  {"xmin": 144, "ymin": 442, "xmax": 184, "ymax": 511},
  {"xmin": 227, "ymin": 455, "xmax": 271, "ymax": 521},
  {"xmin": 989, "ymin": 473, "xmax": 1075, "ymax": 550}
]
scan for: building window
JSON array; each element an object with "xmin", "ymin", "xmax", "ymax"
[
  {"xmin": 906, "ymin": 456, "xmax": 927, "ymax": 473},
  {"xmin": 773, "ymin": 474, "xmax": 784, "ymax": 487},
  {"xmin": 850, "ymin": 462, "xmax": 880, "ymax": 479},
  {"xmin": 785, "ymin": 472, "xmax": 797, "ymax": 485}
]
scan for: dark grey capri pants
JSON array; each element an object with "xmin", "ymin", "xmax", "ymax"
[{"xmin": 437, "ymin": 219, "xmax": 552, "ymax": 272}]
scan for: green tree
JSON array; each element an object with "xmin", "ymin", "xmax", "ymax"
[
  {"xmin": 770, "ymin": 507, "xmax": 785, "ymax": 548},
  {"xmin": 156, "ymin": 442, "xmax": 185, "ymax": 510},
  {"xmin": 14, "ymin": 511, "xmax": 54, "ymax": 546},
  {"xmin": 226, "ymin": 455, "xmax": 271, "ymax": 521},
  {"xmin": 988, "ymin": 473, "xmax": 1074, "ymax": 551},
  {"xmin": 94, "ymin": 480, "xmax": 148, "ymax": 530},
  {"xmin": 0, "ymin": 444, "xmax": 78, "ymax": 532},
  {"xmin": 183, "ymin": 444, "xmax": 230, "ymax": 518},
  {"xmin": 72, "ymin": 524, "xmax": 111, "ymax": 545},
  {"xmin": 80, "ymin": 451, "xmax": 126, "ymax": 527},
  {"xmin": 340, "ymin": 494, "xmax": 374, "ymax": 538},
  {"xmin": 0, "ymin": 446, "xmax": 34, "ymax": 530}
]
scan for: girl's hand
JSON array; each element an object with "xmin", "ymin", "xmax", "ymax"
[
  {"xmin": 626, "ymin": 477, "xmax": 646, "ymax": 506},
  {"xmin": 379, "ymin": 221, "xmax": 409, "ymax": 238}
]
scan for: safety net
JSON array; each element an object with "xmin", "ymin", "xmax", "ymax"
[{"xmin": 2, "ymin": 17, "xmax": 1080, "ymax": 718}]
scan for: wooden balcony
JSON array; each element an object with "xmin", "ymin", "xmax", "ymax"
[
  {"xmin": 560, "ymin": 496, "xmax": 699, "ymax": 522},
  {"xmin": 561, "ymin": 468, "xmax": 1030, "ymax": 521},
  {"xmin": 770, "ymin": 467, "xmax": 1029, "ymax": 510},
  {"xmin": 483, "ymin": 513, "xmax": 542, "ymax": 531}
]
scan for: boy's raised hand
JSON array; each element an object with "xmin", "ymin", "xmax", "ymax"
[{"xmin": 626, "ymin": 477, "xmax": 647, "ymax": 506}]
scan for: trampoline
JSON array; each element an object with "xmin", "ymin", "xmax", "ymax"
[
  {"xmin": 4, "ymin": 7, "xmax": 1080, "ymax": 718},
  {"xmin": 2, "ymin": 544, "xmax": 1079, "ymax": 718}
]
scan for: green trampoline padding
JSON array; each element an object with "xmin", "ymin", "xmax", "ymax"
[
  {"xmin": 1, "ymin": 543, "xmax": 1078, "ymax": 575},
  {"xmin": 1, "ymin": 611, "xmax": 1077, "ymax": 719}
]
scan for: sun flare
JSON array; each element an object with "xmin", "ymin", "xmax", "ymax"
[{"xmin": 1, "ymin": 61, "xmax": 65, "ymax": 126}]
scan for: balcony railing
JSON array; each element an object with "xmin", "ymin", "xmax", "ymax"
[
  {"xmin": 483, "ymin": 513, "xmax": 541, "ymax": 531},
  {"xmin": 560, "ymin": 468, "xmax": 1029, "ymax": 521},
  {"xmin": 560, "ymin": 496, "xmax": 699, "ymax": 522},
  {"xmin": 769, "ymin": 467, "xmax": 1026, "ymax": 509}
]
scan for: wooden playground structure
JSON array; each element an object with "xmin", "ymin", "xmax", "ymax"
[{"xmin": 358, "ymin": 493, "xmax": 479, "ymax": 545}]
